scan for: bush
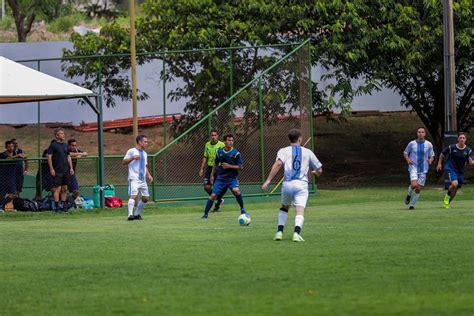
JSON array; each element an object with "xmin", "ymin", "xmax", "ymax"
[
  {"xmin": 0, "ymin": 16, "xmax": 13, "ymax": 30},
  {"xmin": 48, "ymin": 14, "xmax": 82, "ymax": 33}
]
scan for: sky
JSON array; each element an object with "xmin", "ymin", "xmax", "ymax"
[{"xmin": 0, "ymin": 41, "xmax": 403, "ymax": 124}]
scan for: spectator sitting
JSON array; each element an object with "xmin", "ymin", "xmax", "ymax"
[{"xmin": 0, "ymin": 140, "xmax": 18, "ymax": 205}]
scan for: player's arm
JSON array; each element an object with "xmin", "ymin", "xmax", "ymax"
[
  {"xmin": 311, "ymin": 167, "xmax": 323, "ymax": 177},
  {"xmin": 403, "ymin": 152, "xmax": 413, "ymax": 165},
  {"xmin": 146, "ymin": 167, "xmax": 153, "ymax": 182},
  {"xmin": 436, "ymin": 153, "xmax": 445, "ymax": 171},
  {"xmin": 122, "ymin": 151, "xmax": 139, "ymax": 165},
  {"xmin": 199, "ymin": 156, "xmax": 208, "ymax": 177},
  {"xmin": 222, "ymin": 152, "xmax": 243, "ymax": 170},
  {"xmin": 67, "ymin": 154, "xmax": 74, "ymax": 176},
  {"xmin": 47, "ymin": 154, "xmax": 55, "ymax": 176},
  {"xmin": 262, "ymin": 159, "xmax": 283, "ymax": 191}
]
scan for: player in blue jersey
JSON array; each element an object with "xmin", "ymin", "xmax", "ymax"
[
  {"xmin": 201, "ymin": 134, "xmax": 246, "ymax": 219},
  {"xmin": 436, "ymin": 132, "xmax": 474, "ymax": 208},
  {"xmin": 403, "ymin": 127, "xmax": 435, "ymax": 210}
]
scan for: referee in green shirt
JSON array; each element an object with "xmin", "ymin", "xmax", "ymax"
[{"xmin": 199, "ymin": 129, "xmax": 225, "ymax": 212}]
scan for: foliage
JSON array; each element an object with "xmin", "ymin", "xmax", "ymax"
[
  {"xmin": 47, "ymin": 13, "xmax": 83, "ymax": 33},
  {"xmin": 63, "ymin": 0, "xmax": 473, "ymax": 152}
]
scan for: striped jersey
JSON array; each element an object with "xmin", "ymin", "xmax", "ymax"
[
  {"xmin": 404, "ymin": 140, "xmax": 435, "ymax": 174},
  {"xmin": 277, "ymin": 145, "xmax": 322, "ymax": 183},
  {"xmin": 124, "ymin": 147, "xmax": 148, "ymax": 181}
]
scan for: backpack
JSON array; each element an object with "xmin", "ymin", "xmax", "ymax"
[
  {"xmin": 105, "ymin": 197, "xmax": 122, "ymax": 208},
  {"xmin": 81, "ymin": 197, "xmax": 94, "ymax": 209}
]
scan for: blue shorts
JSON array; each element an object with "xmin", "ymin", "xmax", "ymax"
[
  {"xmin": 446, "ymin": 169, "xmax": 464, "ymax": 188},
  {"xmin": 68, "ymin": 175, "xmax": 80, "ymax": 192},
  {"xmin": 212, "ymin": 178, "xmax": 239, "ymax": 197}
]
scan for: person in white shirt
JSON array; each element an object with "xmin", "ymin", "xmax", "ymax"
[
  {"xmin": 403, "ymin": 127, "xmax": 435, "ymax": 210},
  {"xmin": 122, "ymin": 135, "xmax": 153, "ymax": 221},
  {"xmin": 262, "ymin": 129, "xmax": 322, "ymax": 242}
]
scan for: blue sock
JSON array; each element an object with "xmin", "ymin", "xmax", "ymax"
[
  {"xmin": 235, "ymin": 194, "xmax": 245, "ymax": 213},
  {"xmin": 204, "ymin": 199, "xmax": 214, "ymax": 216}
]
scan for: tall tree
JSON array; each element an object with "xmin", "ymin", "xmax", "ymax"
[
  {"xmin": 63, "ymin": 0, "xmax": 473, "ymax": 152},
  {"xmin": 7, "ymin": 0, "xmax": 61, "ymax": 42}
]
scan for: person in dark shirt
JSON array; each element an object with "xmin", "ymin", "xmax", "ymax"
[
  {"xmin": 67, "ymin": 139, "xmax": 88, "ymax": 199},
  {"xmin": 35, "ymin": 140, "xmax": 55, "ymax": 200},
  {"xmin": 47, "ymin": 128, "xmax": 74, "ymax": 211},
  {"xmin": 11, "ymin": 138, "xmax": 28, "ymax": 196},
  {"xmin": 0, "ymin": 141, "xmax": 18, "ymax": 204},
  {"xmin": 437, "ymin": 132, "xmax": 474, "ymax": 208},
  {"xmin": 201, "ymin": 133, "xmax": 247, "ymax": 219}
]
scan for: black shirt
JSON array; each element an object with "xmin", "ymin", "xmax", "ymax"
[
  {"xmin": 70, "ymin": 148, "xmax": 84, "ymax": 171},
  {"xmin": 0, "ymin": 151, "xmax": 17, "ymax": 178},
  {"xmin": 47, "ymin": 141, "xmax": 70, "ymax": 173}
]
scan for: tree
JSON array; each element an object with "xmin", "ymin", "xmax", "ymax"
[
  {"xmin": 7, "ymin": 0, "xmax": 61, "ymax": 42},
  {"xmin": 63, "ymin": 0, "xmax": 473, "ymax": 152}
]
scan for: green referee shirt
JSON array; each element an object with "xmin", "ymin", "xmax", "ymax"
[{"xmin": 204, "ymin": 141, "xmax": 225, "ymax": 166}]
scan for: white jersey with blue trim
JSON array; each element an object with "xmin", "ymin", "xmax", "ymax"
[
  {"xmin": 403, "ymin": 140, "xmax": 435, "ymax": 174},
  {"xmin": 277, "ymin": 145, "xmax": 322, "ymax": 183},
  {"xmin": 124, "ymin": 147, "xmax": 148, "ymax": 181}
]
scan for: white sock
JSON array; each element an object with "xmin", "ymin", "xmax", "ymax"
[
  {"xmin": 295, "ymin": 215, "xmax": 304, "ymax": 230},
  {"xmin": 410, "ymin": 193, "xmax": 420, "ymax": 207},
  {"xmin": 128, "ymin": 199, "xmax": 135, "ymax": 217},
  {"xmin": 278, "ymin": 210, "xmax": 288, "ymax": 226},
  {"xmin": 134, "ymin": 200, "xmax": 145, "ymax": 216},
  {"xmin": 407, "ymin": 185, "xmax": 414, "ymax": 196}
]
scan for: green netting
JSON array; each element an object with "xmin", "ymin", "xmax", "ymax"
[{"xmin": 151, "ymin": 40, "xmax": 312, "ymax": 201}]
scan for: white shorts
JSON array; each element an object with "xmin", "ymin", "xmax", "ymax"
[
  {"xmin": 281, "ymin": 180, "xmax": 309, "ymax": 207},
  {"xmin": 128, "ymin": 179, "xmax": 150, "ymax": 197},
  {"xmin": 409, "ymin": 166, "xmax": 427, "ymax": 186}
]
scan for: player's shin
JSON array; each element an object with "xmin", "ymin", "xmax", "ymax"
[
  {"xmin": 278, "ymin": 208, "xmax": 288, "ymax": 232},
  {"xmin": 235, "ymin": 194, "xmax": 245, "ymax": 213},
  {"xmin": 410, "ymin": 192, "xmax": 420, "ymax": 207},
  {"xmin": 135, "ymin": 200, "xmax": 145, "ymax": 216},
  {"xmin": 203, "ymin": 199, "xmax": 213, "ymax": 216},
  {"xmin": 295, "ymin": 215, "xmax": 304, "ymax": 234},
  {"xmin": 127, "ymin": 199, "xmax": 135, "ymax": 217}
]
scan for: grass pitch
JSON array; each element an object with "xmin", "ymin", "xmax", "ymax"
[{"xmin": 1, "ymin": 187, "xmax": 473, "ymax": 315}]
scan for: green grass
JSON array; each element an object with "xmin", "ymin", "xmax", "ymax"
[{"xmin": 1, "ymin": 187, "xmax": 473, "ymax": 315}]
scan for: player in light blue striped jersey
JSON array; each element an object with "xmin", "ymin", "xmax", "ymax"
[{"xmin": 403, "ymin": 127, "xmax": 435, "ymax": 210}]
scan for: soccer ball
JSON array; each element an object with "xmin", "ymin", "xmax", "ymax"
[{"xmin": 238, "ymin": 213, "xmax": 251, "ymax": 226}]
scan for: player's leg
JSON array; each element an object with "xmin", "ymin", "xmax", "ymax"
[
  {"xmin": 134, "ymin": 181, "xmax": 149, "ymax": 219},
  {"xmin": 203, "ymin": 166, "xmax": 213, "ymax": 195},
  {"xmin": 292, "ymin": 183, "xmax": 309, "ymax": 242},
  {"xmin": 405, "ymin": 166, "xmax": 417, "ymax": 204},
  {"xmin": 409, "ymin": 174, "xmax": 425, "ymax": 209},
  {"xmin": 444, "ymin": 171, "xmax": 459, "ymax": 208},
  {"xmin": 202, "ymin": 180, "xmax": 221, "ymax": 219},
  {"xmin": 230, "ymin": 180, "xmax": 245, "ymax": 214},
  {"xmin": 51, "ymin": 173, "xmax": 62, "ymax": 210},
  {"xmin": 275, "ymin": 182, "xmax": 292, "ymax": 240},
  {"xmin": 127, "ymin": 180, "xmax": 139, "ymax": 220}
]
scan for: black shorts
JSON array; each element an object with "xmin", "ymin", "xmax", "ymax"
[
  {"xmin": 52, "ymin": 173, "xmax": 70, "ymax": 188},
  {"xmin": 203, "ymin": 166, "xmax": 213, "ymax": 185}
]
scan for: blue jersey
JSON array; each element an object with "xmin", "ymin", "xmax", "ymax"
[
  {"xmin": 215, "ymin": 147, "xmax": 242, "ymax": 181},
  {"xmin": 442, "ymin": 144, "xmax": 472, "ymax": 174}
]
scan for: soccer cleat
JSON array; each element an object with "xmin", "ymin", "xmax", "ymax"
[
  {"xmin": 201, "ymin": 214, "xmax": 208, "ymax": 220},
  {"xmin": 212, "ymin": 198, "xmax": 224, "ymax": 213},
  {"xmin": 404, "ymin": 195, "xmax": 411, "ymax": 205},
  {"xmin": 127, "ymin": 215, "xmax": 134, "ymax": 221},
  {"xmin": 134, "ymin": 214, "xmax": 142, "ymax": 220},
  {"xmin": 274, "ymin": 231, "xmax": 283, "ymax": 241},
  {"xmin": 409, "ymin": 206, "xmax": 415, "ymax": 210},
  {"xmin": 292, "ymin": 232, "xmax": 305, "ymax": 242},
  {"xmin": 443, "ymin": 194, "xmax": 450, "ymax": 209}
]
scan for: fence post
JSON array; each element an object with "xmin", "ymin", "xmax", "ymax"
[
  {"xmin": 97, "ymin": 57, "xmax": 105, "ymax": 208},
  {"xmin": 307, "ymin": 42, "xmax": 316, "ymax": 193},
  {"xmin": 228, "ymin": 49, "xmax": 235, "ymax": 133},
  {"xmin": 151, "ymin": 155, "xmax": 156, "ymax": 201},
  {"xmin": 162, "ymin": 56, "xmax": 168, "ymax": 184},
  {"xmin": 37, "ymin": 61, "xmax": 43, "ymax": 195},
  {"xmin": 258, "ymin": 77, "xmax": 265, "ymax": 183}
]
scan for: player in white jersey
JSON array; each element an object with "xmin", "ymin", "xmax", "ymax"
[
  {"xmin": 122, "ymin": 135, "xmax": 153, "ymax": 221},
  {"xmin": 262, "ymin": 129, "xmax": 322, "ymax": 242},
  {"xmin": 403, "ymin": 127, "xmax": 435, "ymax": 210}
]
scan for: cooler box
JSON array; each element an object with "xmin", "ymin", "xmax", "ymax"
[{"xmin": 93, "ymin": 184, "xmax": 116, "ymax": 208}]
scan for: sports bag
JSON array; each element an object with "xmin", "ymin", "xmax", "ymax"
[{"xmin": 105, "ymin": 197, "xmax": 122, "ymax": 208}]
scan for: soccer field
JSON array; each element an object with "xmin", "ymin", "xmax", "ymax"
[{"xmin": 1, "ymin": 187, "xmax": 473, "ymax": 315}]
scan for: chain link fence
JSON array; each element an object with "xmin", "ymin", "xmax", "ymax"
[{"xmin": 0, "ymin": 40, "xmax": 313, "ymax": 206}]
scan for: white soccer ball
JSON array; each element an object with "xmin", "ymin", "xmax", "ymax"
[{"xmin": 238, "ymin": 213, "xmax": 251, "ymax": 226}]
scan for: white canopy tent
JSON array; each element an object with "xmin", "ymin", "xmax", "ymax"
[{"xmin": 0, "ymin": 56, "xmax": 105, "ymax": 207}]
